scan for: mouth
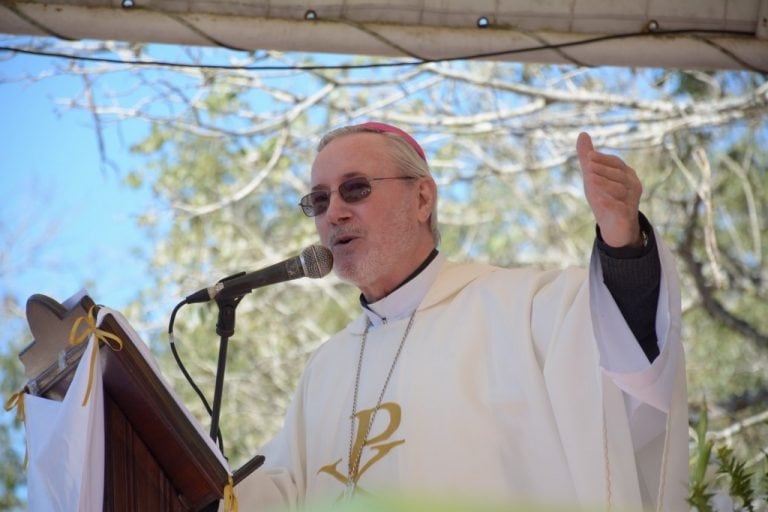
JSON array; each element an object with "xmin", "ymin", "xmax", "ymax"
[{"xmin": 331, "ymin": 234, "xmax": 359, "ymax": 248}]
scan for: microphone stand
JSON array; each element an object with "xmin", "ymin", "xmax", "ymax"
[
  {"xmin": 202, "ymin": 288, "xmax": 265, "ymax": 512},
  {"xmin": 209, "ymin": 292, "xmax": 240, "ymax": 442},
  {"xmin": 198, "ymin": 292, "xmax": 241, "ymax": 512}
]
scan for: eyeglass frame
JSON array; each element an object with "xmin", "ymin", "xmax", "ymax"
[{"xmin": 299, "ymin": 175, "xmax": 417, "ymax": 217}]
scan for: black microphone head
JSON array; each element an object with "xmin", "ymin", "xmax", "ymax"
[{"xmin": 300, "ymin": 245, "xmax": 334, "ymax": 278}]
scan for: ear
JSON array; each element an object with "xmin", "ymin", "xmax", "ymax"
[{"xmin": 416, "ymin": 177, "xmax": 437, "ymax": 224}]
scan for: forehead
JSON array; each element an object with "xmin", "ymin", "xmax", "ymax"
[{"xmin": 310, "ymin": 132, "xmax": 395, "ymax": 186}]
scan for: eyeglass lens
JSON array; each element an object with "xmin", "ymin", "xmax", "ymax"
[{"xmin": 301, "ymin": 177, "xmax": 373, "ymax": 217}]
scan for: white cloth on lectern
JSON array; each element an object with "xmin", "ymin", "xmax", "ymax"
[{"xmin": 25, "ymin": 312, "xmax": 106, "ymax": 512}]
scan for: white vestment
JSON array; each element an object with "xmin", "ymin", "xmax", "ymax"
[{"xmin": 237, "ymin": 239, "xmax": 688, "ymax": 511}]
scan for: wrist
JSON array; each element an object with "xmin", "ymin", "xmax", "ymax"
[{"xmin": 596, "ymin": 213, "xmax": 655, "ymax": 260}]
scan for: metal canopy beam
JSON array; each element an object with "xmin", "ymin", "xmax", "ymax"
[{"xmin": 1, "ymin": 0, "xmax": 767, "ymax": 71}]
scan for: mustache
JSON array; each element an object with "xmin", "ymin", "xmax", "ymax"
[{"xmin": 329, "ymin": 227, "xmax": 365, "ymax": 246}]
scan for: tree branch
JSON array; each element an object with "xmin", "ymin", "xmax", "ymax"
[{"xmin": 679, "ymin": 195, "xmax": 768, "ymax": 351}]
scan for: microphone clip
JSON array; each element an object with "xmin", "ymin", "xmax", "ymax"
[{"xmin": 184, "ymin": 271, "xmax": 245, "ymax": 305}]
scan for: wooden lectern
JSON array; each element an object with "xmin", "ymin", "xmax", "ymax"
[{"xmin": 19, "ymin": 292, "xmax": 229, "ymax": 511}]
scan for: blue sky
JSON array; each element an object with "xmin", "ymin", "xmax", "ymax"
[{"xmin": 0, "ymin": 50, "xmax": 154, "ymax": 315}]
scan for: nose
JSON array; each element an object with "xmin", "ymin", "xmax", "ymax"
[{"xmin": 323, "ymin": 191, "xmax": 352, "ymax": 225}]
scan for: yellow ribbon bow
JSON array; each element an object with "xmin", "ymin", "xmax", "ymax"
[
  {"xmin": 68, "ymin": 305, "xmax": 124, "ymax": 406},
  {"xmin": 4, "ymin": 389, "xmax": 26, "ymax": 423},
  {"xmin": 4, "ymin": 389, "xmax": 29, "ymax": 468},
  {"xmin": 223, "ymin": 475, "xmax": 238, "ymax": 512}
]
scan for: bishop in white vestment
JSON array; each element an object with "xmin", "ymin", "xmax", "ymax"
[{"xmin": 235, "ymin": 123, "xmax": 688, "ymax": 511}]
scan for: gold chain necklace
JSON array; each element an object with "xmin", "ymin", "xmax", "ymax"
[{"xmin": 344, "ymin": 310, "xmax": 417, "ymax": 500}]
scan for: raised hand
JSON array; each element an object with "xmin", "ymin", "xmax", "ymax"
[{"xmin": 576, "ymin": 132, "xmax": 643, "ymax": 248}]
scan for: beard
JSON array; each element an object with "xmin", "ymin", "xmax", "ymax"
[{"xmin": 330, "ymin": 205, "xmax": 422, "ymax": 297}]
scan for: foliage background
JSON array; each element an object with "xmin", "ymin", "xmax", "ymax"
[{"xmin": 1, "ymin": 39, "xmax": 767, "ymax": 509}]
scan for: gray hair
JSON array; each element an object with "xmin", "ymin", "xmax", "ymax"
[{"xmin": 317, "ymin": 125, "xmax": 441, "ymax": 245}]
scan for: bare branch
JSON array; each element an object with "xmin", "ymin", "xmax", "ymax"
[
  {"xmin": 171, "ymin": 128, "xmax": 291, "ymax": 217},
  {"xmin": 679, "ymin": 195, "xmax": 768, "ymax": 351}
]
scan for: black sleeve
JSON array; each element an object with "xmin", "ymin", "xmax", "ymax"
[{"xmin": 595, "ymin": 213, "xmax": 661, "ymax": 362}]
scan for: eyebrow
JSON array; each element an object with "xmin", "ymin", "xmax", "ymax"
[{"xmin": 310, "ymin": 172, "xmax": 366, "ymax": 191}]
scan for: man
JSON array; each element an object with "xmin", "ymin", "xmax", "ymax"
[{"xmin": 236, "ymin": 122, "xmax": 688, "ymax": 511}]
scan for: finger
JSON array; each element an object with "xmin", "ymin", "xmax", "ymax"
[
  {"xmin": 576, "ymin": 132, "xmax": 594, "ymax": 171},
  {"xmin": 588, "ymin": 151, "xmax": 629, "ymax": 171},
  {"xmin": 584, "ymin": 173, "xmax": 632, "ymax": 200},
  {"xmin": 587, "ymin": 161, "xmax": 631, "ymax": 185}
]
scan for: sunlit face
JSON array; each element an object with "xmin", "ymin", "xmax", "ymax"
[{"xmin": 310, "ymin": 132, "xmax": 433, "ymax": 301}]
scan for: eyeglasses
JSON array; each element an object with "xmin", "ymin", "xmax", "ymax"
[{"xmin": 299, "ymin": 175, "xmax": 416, "ymax": 217}]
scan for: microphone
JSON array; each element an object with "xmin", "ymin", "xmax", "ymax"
[{"xmin": 185, "ymin": 245, "xmax": 333, "ymax": 304}]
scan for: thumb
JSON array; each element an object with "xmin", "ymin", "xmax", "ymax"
[{"xmin": 576, "ymin": 132, "xmax": 594, "ymax": 170}]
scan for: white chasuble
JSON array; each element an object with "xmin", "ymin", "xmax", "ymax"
[{"xmin": 237, "ymin": 241, "xmax": 688, "ymax": 512}]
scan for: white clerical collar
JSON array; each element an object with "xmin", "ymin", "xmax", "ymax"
[{"xmin": 362, "ymin": 252, "xmax": 446, "ymax": 328}]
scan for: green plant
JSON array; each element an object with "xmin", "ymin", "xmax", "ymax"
[{"xmin": 689, "ymin": 404, "xmax": 768, "ymax": 511}]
